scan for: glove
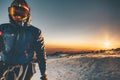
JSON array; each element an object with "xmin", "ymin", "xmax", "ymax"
[{"xmin": 40, "ymin": 74, "xmax": 48, "ymax": 80}]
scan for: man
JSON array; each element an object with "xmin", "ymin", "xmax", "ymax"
[{"xmin": 0, "ymin": 0, "xmax": 48, "ymax": 80}]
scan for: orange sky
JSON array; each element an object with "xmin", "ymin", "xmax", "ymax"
[
  {"xmin": 44, "ymin": 24, "xmax": 120, "ymax": 54},
  {"xmin": 45, "ymin": 39, "xmax": 120, "ymax": 54}
]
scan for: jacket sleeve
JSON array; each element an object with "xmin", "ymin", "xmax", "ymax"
[
  {"xmin": 0, "ymin": 25, "xmax": 4, "ymax": 52},
  {"xmin": 34, "ymin": 30, "xmax": 47, "ymax": 75}
]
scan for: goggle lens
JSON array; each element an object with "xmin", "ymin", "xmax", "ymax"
[{"xmin": 9, "ymin": 6, "xmax": 30, "ymax": 21}]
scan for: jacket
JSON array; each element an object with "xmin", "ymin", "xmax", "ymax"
[{"xmin": 0, "ymin": 23, "xmax": 46, "ymax": 75}]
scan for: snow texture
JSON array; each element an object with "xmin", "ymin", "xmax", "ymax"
[{"xmin": 32, "ymin": 52, "xmax": 120, "ymax": 80}]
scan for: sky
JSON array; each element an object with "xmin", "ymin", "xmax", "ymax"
[{"xmin": 0, "ymin": 0, "xmax": 120, "ymax": 52}]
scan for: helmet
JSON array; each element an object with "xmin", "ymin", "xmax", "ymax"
[{"xmin": 9, "ymin": 0, "xmax": 30, "ymax": 22}]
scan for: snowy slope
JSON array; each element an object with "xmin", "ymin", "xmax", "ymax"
[{"xmin": 32, "ymin": 53, "xmax": 120, "ymax": 80}]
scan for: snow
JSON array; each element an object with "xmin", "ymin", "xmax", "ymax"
[{"xmin": 32, "ymin": 52, "xmax": 120, "ymax": 80}]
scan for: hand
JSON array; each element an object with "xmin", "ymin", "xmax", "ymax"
[{"xmin": 40, "ymin": 74, "xmax": 48, "ymax": 80}]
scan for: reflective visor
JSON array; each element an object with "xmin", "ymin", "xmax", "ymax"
[{"xmin": 9, "ymin": 6, "xmax": 30, "ymax": 21}]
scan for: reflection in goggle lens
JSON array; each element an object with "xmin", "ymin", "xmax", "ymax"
[{"xmin": 9, "ymin": 6, "xmax": 30, "ymax": 20}]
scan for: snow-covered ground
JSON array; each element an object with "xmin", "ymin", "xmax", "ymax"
[{"xmin": 32, "ymin": 52, "xmax": 120, "ymax": 80}]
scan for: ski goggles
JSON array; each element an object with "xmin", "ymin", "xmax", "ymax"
[{"xmin": 9, "ymin": 6, "xmax": 30, "ymax": 21}]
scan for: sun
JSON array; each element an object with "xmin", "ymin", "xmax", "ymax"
[{"xmin": 104, "ymin": 41, "xmax": 110, "ymax": 48}]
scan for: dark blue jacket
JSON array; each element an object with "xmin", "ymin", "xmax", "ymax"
[{"xmin": 0, "ymin": 23, "xmax": 46, "ymax": 75}]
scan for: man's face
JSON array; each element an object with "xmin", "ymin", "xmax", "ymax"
[{"xmin": 9, "ymin": 6, "xmax": 30, "ymax": 22}]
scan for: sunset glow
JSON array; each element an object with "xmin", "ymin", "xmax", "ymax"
[
  {"xmin": 104, "ymin": 41, "xmax": 110, "ymax": 48},
  {"xmin": 0, "ymin": 0, "xmax": 120, "ymax": 53}
]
